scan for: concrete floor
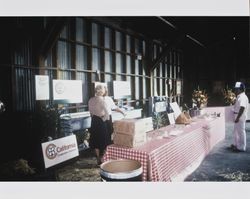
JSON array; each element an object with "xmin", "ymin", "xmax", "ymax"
[
  {"xmin": 56, "ymin": 150, "xmax": 101, "ymax": 181},
  {"xmin": 185, "ymin": 122, "xmax": 250, "ymax": 181},
  {"xmin": 57, "ymin": 122, "xmax": 250, "ymax": 182}
]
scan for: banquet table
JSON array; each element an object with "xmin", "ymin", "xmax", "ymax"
[{"xmin": 103, "ymin": 107, "xmax": 226, "ymax": 181}]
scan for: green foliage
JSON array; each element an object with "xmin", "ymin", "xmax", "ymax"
[
  {"xmin": 192, "ymin": 87, "xmax": 208, "ymax": 108},
  {"xmin": 32, "ymin": 104, "xmax": 64, "ymax": 141},
  {"xmin": 222, "ymin": 88, "xmax": 236, "ymax": 105},
  {"xmin": 152, "ymin": 112, "xmax": 169, "ymax": 129},
  {"xmin": 0, "ymin": 159, "xmax": 35, "ymax": 180}
]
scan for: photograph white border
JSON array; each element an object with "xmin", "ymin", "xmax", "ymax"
[
  {"xmin": 0, "ymin": 0, "xmax": 249, "ymax": 16},
  {"xmin": 0, "ymin": 0, "xmax": 249, "ymax": 198}
]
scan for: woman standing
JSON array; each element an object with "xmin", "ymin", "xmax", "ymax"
[{"xmin": 88, "ymin": 85, "xmax": 110, "ymax": 165}]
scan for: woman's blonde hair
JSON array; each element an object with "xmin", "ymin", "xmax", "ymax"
[{"xmin": 95, "ymin": 84, "xmax": 105, "ymax": 96}]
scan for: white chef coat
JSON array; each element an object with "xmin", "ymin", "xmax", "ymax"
[
  {"xmin": 234, "ymin": 92, "xmax": 249, "ymax": 121},
  {"xmin": 233, "ymin": 92, "xmax": 249, "ymax": 151}
]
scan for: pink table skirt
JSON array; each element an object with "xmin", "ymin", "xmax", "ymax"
[{"xmin": 103, "ymin": 107, "xmax": 226, "ymax": 181}]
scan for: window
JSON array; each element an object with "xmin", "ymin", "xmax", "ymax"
[
  {"xmin": 104, "ymin": 27, "xmax": 112, "ymax": 49},
  {"xmin": 76, "ymin": 45, "xmax": 87, "ymax": 70},
  {"xmin": 57, "ymin": 40, "xmax": 71, "ymax": 79},
  {"xmin": 116, "ymin": 53, "xmax": 124, "ymax": 80},
  {"xmin": 115, "ymin": 31, "xmax": 122, "ymax": 51},
  {"xmin": 135, "ymin": 38, "xmax": 140, "ymax": 54},
  {"xmin": 76, "ymin": 18, "xmax": 87, "ymax": 43},
  {"xmin": 126, "ymin": 35, "xmax": 131, "ymax": 53},
  {"xmin": 92, "ymin": 48, "xmax": 101, "ymax": 72},
  {"xmin": 92, "ymin": 23, "xmax": 100, "ymax": 46},
  {"xmin": 105, "ymin": 50, "xmax": 113, "ymax": 82},
  {"xmin": 142, "ymin": 63, "xmax": 147, "ymax": 99},
  {"xmin": 135, "ymin": 59, "xmax": 140, "ymax": 100},
  {"xmin": 126, "ymin": 55, "xmax": 131, "ymax": 82}
]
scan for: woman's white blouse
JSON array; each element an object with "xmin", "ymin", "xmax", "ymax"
[
  {"xmin": 104, "ymin": 96, "xmax": 117, "ymax": 115},
  {"xmin": 88, "ymin": 96, "xmax": 109, "ymax": 121}
]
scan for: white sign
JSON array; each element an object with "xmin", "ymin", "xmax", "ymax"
[
  {"xmin": 170, "ymin": 102, "xmax": 182, "ymax": 118},
  {"xmin": 53, "ymin": 79, "xmax": 83, "ymax": 103},
  {"xmin": 155, "ymin": 101, "xmax": 167, "ymax": 112},
  {"xmin": 113, "ymin": 81, "xmax": 131, "ymax": 99},
  {"xmin": 176, "ymin": 80, "xmax": 182, "ymax": 95},
  {"xmin": 41, "ymin": 135, "xmax": 79, "ymax": 168},
  {"xmin": 168, "ymin": 113, "xmax": 175, "ymax": 125},
  {"xmin": 35, "ymin": 75, "xmax": 49, "ymax": 100}
]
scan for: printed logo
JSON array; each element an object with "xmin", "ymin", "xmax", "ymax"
[
  {"xmin": 38, "ymin": 76, "xmax": 48, "ymax": 85},
  {"xmin": 45, "ymin": 144, "xmax": 57, "ymax": 159},
  {"xmin": 55, "ymin": 82, "xmax": 65, "ymax": 94}
]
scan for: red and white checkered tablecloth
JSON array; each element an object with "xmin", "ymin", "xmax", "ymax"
[
  {"xmin": 147, "ymin": 127, "xmax": 209, "ymax": 181},
  {"xmin": 103, "ymin": 145, "xmax": 149, "ymax": 181},
  {"xmin": 103, "ymin": 107, "xmax": 225, "ymax": 181}
]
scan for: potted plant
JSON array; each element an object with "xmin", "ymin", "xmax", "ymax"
[
  {"xmin": 192, "ymin": 87, "xmax": 208, "ymax": 109},
  {"xmin": 32, "ymin": 104, "xmax": 66, "ymax": 142},
  {"xmin": 222, "ymin": 87, "xmax": 236, "ymax": 106}
]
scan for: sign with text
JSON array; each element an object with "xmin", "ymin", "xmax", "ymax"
[
  {"xmin": 53, "ymin": 79, "xmax": 83, "ymax": 103},
  {"xmin": 168, "ymin": 113, "xmax": 175, "ymax": 125},
  {"xmin": 113, "ymin": 81, "xmax": 131, "ymax": 99},
  {"xmin": 176, "ymin": 80, "xmax": 182, "ymax": 95},
  {"xmin": 170, "ymin": 102, "xmax": 182, "ymax": 118},
  {"xmin": 35, "ymin": 75, "xmax": 50, "ymax": 100},
  {"xmin": 155, "ymin": 101, "xmax": 167, "ymax": 113},
  {"xmin": 41, "ymin": 135, "xmax": 79, "ymax": 168}
]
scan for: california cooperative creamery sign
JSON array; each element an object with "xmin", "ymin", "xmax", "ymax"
[{"xmin": 41, "ymin": 135, "xmax": 79, "ymax": 168}]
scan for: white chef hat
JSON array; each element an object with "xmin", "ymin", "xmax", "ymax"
[{"xmin": 234, "ymin": 82, "xmax": 245, "ymax": 89}]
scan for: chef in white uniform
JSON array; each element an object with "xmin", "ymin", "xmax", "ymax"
[{"xmin": 231, "ymin": 82, "xmax": 249, "ymax": 152}]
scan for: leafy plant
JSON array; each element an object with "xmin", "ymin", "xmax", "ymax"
[
  {"xmin": 32, "ymin": 104, "xmax": 65, "ymax": 141},
  {"xmin": 152, "ymin": 112, "xmax": 169, "ymax": 129},
  {"xmin": 222, "ymin": 88, "xmax": 236, "ymax": 105},
  {"xmin": 0, "ymin": 159, "xmax": 35, "ymax": 180},
  {"xmin": 192, "ymin": 87, "xmax": 208, "ymax": 109}
]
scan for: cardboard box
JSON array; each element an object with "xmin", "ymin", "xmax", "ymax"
[
  {"xmin": 113, "ymin": 117, "xmax": 153, "ymax": 135},
  {"xmin": 113, "ymin": 117, "xmax": 153, "ymax": 147},
  {"xmin": 113, "ymin": 133, "xmax": 146, "ymax": 148}
]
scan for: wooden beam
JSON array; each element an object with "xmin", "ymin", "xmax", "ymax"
[
  {"xmin": 150, "ymin": 34, "xmax": 186, "ymax": 72},
  {"xmin": 150, "ymin": 34, "xmax": 186, "ymax": 96},
  {"xmin": 39, "ymin": 17, "xmax": 70, "ymax": 60}
]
